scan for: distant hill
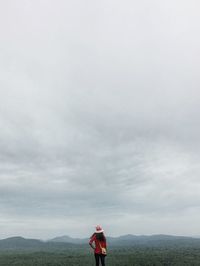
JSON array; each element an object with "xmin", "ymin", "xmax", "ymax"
[
  {"xmin": 0, "ymin": 237, "xmax": 43, "ymax": 249},
  {"xmin": 50, "ymin": 235, "xmax": 88, "ymax": 244},
  {"xmin": 0, "ymin": 235, "xmax": 200, "ymax": 251},
  {"xmin": 49, "ymin": 234, "xmax": 200, "ymax": 248},
  {"xmin": 106, "ymin": 234, "xmax": 199, "ymax": 247},
  {"xmin": 0, "ymin": 236, "xmax": 82, "ymax": 252}
]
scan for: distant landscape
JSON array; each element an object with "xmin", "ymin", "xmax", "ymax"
[{"xmin": 1, "ymin": 235, "xmax": 200, "ymax": 265}]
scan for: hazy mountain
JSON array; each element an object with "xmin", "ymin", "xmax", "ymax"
[
  {"xmin": 0, "ymin": 236, "xmax": 82, "ymax": 252},
  {"xmin": 0, "ymin": 235, "xmax": 200, "ymax": 251},
  {"xmin": 50, "ymin": 235, "xmax": 88, "ymax": 244},
  {"xmin": 0, "ymin": 237, "xmax": 43, "ymax": 249},
  {"xmin": 49, "ymin": 234, "xmax": 200, "ymax": 246}
]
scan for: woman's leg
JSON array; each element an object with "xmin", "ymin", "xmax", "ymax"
[
  {"xmin": 95, "ymin": 253, "xmax": 100, "ymax": 266},
  {"xmin": 100, "ymin": 254, "xmax": 105, "ymax": 266}
]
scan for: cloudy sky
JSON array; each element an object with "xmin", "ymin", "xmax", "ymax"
[{"xmin": 0, "ymin": 0, "xmax": 200, "ymax": 239}]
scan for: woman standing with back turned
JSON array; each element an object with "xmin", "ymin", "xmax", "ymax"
[{"xmin": 89, "ymin": 225, "xmax": 107, "ymax": 266}]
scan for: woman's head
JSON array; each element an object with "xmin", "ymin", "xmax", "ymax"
[{"xmin": 95, "ymin": 225, "xmax": 106, "ymax": 241}]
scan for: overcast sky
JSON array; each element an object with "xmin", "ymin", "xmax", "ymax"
[{"xmin": 0, "ymin": 0, "xmax": 200, "ymax": 239}]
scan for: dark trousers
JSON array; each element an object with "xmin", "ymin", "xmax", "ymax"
[{"xmin": 95, "ymin": 253, "xmax": 105, "ymax": 266}]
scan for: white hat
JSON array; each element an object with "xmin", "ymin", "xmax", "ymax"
[{"xmin": 95, "ymin": 225, "xmax": 104, "ymax": 233}]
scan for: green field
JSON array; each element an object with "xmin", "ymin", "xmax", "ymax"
[{"xmin": 1, "ymin": 247, "xmax": 200, "ymax": 266}]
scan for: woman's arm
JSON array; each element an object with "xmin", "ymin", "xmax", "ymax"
[
  {"xmin": 89, "ymin": 242, "xmax": 95, "ymax": 250},
  {"xmin": 89, "ymin": 234, "xmax": 96, "ymax": 250}
]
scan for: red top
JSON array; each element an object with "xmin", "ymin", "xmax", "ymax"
[{"xmin": 89, "ymin": 234, "xmax": 107, "ymax": 254}]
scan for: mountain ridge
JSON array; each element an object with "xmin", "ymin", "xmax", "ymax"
[
  {"xmin": 0, "ymin": 234, "xmax": 200, "ymax": 251},
  {"xmin": 49, "ymin": 233, "xmax": 199, "ymax": 243},
  {"xmin": 1, "ymin": 234, "xmax": 199, "ymax": 242}
]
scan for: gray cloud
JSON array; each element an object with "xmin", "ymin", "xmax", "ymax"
[{"xmin": 0, "ymin": 0, "xmax": 200, "ymax": 239}]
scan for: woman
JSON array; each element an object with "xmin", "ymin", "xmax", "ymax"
[{"xmin": 89, "ymin": 225, "xmax": 107, "ymax": 266}]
